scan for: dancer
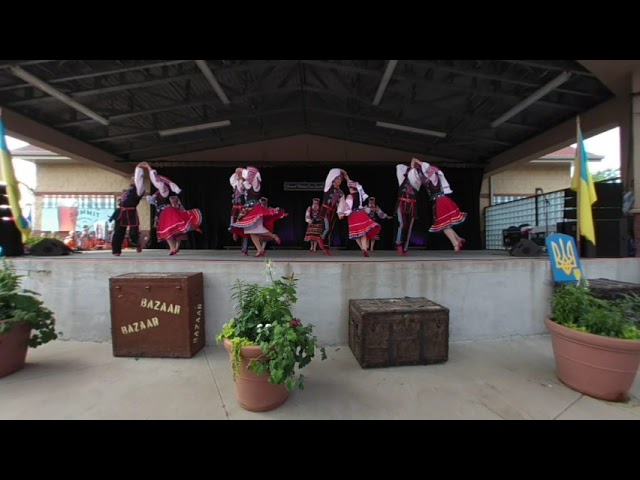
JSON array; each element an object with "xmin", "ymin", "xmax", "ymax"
[
  {"xmin": 260, "ymin": 197, "xmax": 287, "ymax": 239},
  {"xmin": 304, "ymin": 197, "xmax": 328, "ymax": 253},
  {"xmin": 364, "ymin": 197, "xmax": 391, "ymax": 251},
  {"xmin": 109, "ymin": 198, "xmax": 121, "ymax": 224},
  {"xmin": 412, "ymin": 158, "xmax": 467, "ymax": 252},
  {"xmin": 230, "ymin": 166, "xmax": 259, "ymax": 253},
  {"xmin": 111, "ymin": 162, "xmax": 147, "ymax": 257},
  {"xmin": 230, "ymin": 166, "xmax": 263, "ymax": 254},
  {"xmin": 229, "ymin": 167, "xmax": 284, "ymax": 257},
  {"xmin": 394, "ymin": 162, "xmax": 422, "ymax": 255},
  {"xmin": 338, "ymin": 173, "xmax": 381, "ymax": 257},
  {"xmin": 144, "ymin": 164, "xmax": 203, "ymax": 255},
  {"xmin": 229, "ymin": 167, "xmax": 250, "ymax": 242},
  {"xmin": 320, "ymin": 168, "xmax": 346, "ymax": 249},
  {"xmin": 240, "ymin": 197, "xmax": 287, "ymax": 255}
]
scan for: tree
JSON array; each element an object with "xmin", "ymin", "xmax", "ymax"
[{"xmin": 592, "ymin": 168, "xmax": 620, "ymax": 182}]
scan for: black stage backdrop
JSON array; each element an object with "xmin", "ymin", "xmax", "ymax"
[{"xmin": 149, "ymin": 165, "xmax": 484, "ymax": 251}]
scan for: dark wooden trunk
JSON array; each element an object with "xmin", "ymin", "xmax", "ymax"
[
  {"xmin": 109, "ymin": 272, "xmax": 205, "ymax": 358},
  {"xmin": 587, "ymin": 278, "xmax": 640, "ymax": 301},
  {"xmin": 554, "ymin": 278, "xmax": 640, "ymax": 301},
  {"xmin": 348, "ymin": 297, "xmax": 449, "ymax": 368}
]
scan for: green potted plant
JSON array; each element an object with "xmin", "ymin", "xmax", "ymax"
[
  {"xmin": 216, "ymin": 259, "xmax": 327, "ymax": 412},
  {"xmin": 545, "ymin": 280, "xmax": 640, "ymax": 402},
  {"xmin": 0, "ymin": 259, "xmax": 60, "ymax": 378}
]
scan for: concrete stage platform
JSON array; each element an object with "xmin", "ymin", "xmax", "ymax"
[{"xmin": 7, "ymin": 248, "xmax": 640, "ymax": 346}]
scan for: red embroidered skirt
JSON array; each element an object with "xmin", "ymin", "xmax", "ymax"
[
  {"xmin": 348, "ymin": 210, "xmax": 381, "ymax": 240},
  {"xmin": 304, "ymin": 221, "xmax": 325, "ymax": 241},
  {"xmin": 262, "ymin": 208, "xmax": 287, "ymax": 232},
  {"xmin": 157, "ymin": 206, "xmax": 203, "ymax": 241},
  {"xmin": 429, "ymin": 196, "xmax": 466, "ymax": 232},
  {"xmin": 230, "ymin": 204, "xmax": 286, "ymax": 237}
]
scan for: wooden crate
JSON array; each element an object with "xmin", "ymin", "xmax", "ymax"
[
  {"xmin": 587, "ymin": 278, "xmax": 640, "ymax": 301},
  {"xmin": 554, "ymin": 278, "xmax": 640, "ymax": 301},
  {"xmin": 348, "ymin": 297, "xmax": 449, "ymax": 368},
  {"xmin": 109, "ymin": 272, "xmax": 205, "ymax": 358}
]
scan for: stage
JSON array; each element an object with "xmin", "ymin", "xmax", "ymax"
[{"xmin": 8, "ymin": 248, "xmax": 640, "ymax": 346}]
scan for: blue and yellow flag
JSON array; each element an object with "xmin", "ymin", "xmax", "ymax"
[
  {"xmin": 570, "ymin": 118, "xmax": 597, "ymax": 246},
  {"xmin": 0, "ymin": 110, "xmax": 31, "ymax": 241}
]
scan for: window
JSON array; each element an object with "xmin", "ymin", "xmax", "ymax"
[
  {"xmin": 40, "ymin": 194, "xmax": 117, "ymax": 233},
  {"xmin": 492, "ymin": 195, "xmax": 529, "ymax": 205}
]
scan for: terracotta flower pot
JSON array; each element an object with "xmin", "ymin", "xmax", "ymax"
[
  {"xmin": 545, "ymin": 317, "xmax": 640, "ymax": 402},
  {"xmin": 223, "ymin": 338, "xmax": 289, "ymax": 412},
  {"xmin": 0, "ymin": 320, "xmax": 31, "ymax": 379}
]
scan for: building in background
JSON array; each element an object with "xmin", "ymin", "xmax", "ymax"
[
  {"xmin": 12, "ymin": 145, "xmax": 151, "ymax": 247},
  {"xmin": 480, "ymin": 147, "xmax": 609, "ymax": 251},
  {"xmin": 480, "ymin": 146, "xmax": 604, "ymax": 209}
]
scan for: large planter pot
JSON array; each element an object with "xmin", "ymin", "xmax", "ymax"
[
  {"xmin": 545, "ymin": 317, "xmax": 640, "ymax": 402},
  {"xmin": 0, "ymin": 320, "xmax": 31, "ymax": 379},
  {"xmin": 223, "ymin": 338, "xmax": 289, "ymax": 412}
]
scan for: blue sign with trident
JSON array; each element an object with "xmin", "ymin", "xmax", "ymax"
[{"xmin": 545, "ymin": 233, "xmax": 585, "ymax": 283}]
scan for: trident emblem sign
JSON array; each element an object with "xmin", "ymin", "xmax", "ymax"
[{"xmin": 545, "ymin": 233, "xmax": 585, "ymax": 283}]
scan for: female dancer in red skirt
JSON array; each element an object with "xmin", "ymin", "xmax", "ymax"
[
  {"xmin": 229, "ymin": 166, "xmax": 284, "ymax": 257},
  {"xmin": 364, "ymin": 196, "xmax": 391, "ymax": 251},
  {"xmin": 239, "ymin": 197, "xmax": 287, "ymax": 255},
  {"xmin": 145, "ymin": 164, "xmax": 203, "ymax": 255},
  {"xmin": 304, "ymin": 197, "xmax": 327, "ymax": 253},
  {"xmin": 411, "ymin": 158, "xmax": 466, "ymax": 252},
  {"xmin": 338, "ymin": 171, "xmax": 381, "ymax": 257},
  {"xmin": 320, "ymin": 168, "xmax": 347, "ymax": 250}
]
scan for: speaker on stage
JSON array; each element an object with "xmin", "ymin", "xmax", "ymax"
[
  {"xmin": 557, "ymin": 219, "xmax": 626, "ymax": 258},
  {"xmin": 502, "ymin": 226, "xmax": 525, "ymax": 247},
  {"xmin": 30, "ymin": 238, "xmax": 73, "ymax": 256},
  {"xmin": 592, "ymin": 218, "xmax": 627, "ymax": 258},
  {"xmin": 509, "ymin": 238, "xmax": 543, "ymax": 257}
]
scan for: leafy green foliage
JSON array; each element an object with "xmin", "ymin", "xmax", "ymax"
[
  {"xmin": 0, "ymin": 260, "xmax": 61, "ymax": 348},
  {"xmin": 592, "ymin": 169, "xmax": 620, "ymax": 183},
  {"xmin": 226, "ymin": 336, "xmax": 256, "ymax": 381},
  {"xmin": 216, "ymin": 259, "xmax": 327, "ymax": 390},
  {"xmin": 551, "ymin": 282, "xmax": 640, "ymax": 340}
]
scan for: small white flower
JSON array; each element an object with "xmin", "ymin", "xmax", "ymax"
[{"xmin": 264, "ymin": 323, "xmax": 271, "ymax": 328}]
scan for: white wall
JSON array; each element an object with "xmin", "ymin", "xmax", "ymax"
[{"xmin": 10, "ymin": 256, "xmax": 640, "ymax": 346}]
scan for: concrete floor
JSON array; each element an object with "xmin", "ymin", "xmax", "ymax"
[{"xmin": 0, "ymin": 335, "xmax": 638, "ymax": 420}]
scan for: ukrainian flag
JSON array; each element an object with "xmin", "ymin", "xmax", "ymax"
[
  {"xmin": 0, "ymin": 110, "xmax": 31, "ymax": 241},
  {"xmin": 570, "ymin": 118, "xmax": 597, "ymax": 246}
]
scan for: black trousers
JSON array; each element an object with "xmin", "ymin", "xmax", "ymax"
[
  {"xmin": 111, "ymin": 223, "xmax": 139, "ymax": 254},
  {"xmin": 395, "ymin": 199, "xmax": 416, "ymax": 249}
]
